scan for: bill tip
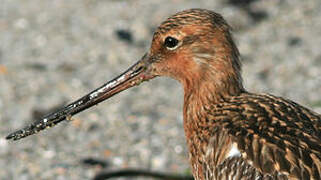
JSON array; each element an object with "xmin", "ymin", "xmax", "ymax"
[
  {"xmin": 5, "ymin": 130, "xmax": 22, "ymax": 141},
  {"xmin": 5, "ymin": 134, "xmax": 14, "ymax": 140}
]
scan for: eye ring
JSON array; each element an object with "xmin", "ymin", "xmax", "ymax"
[{"xmin": 164, "ymin": 36, "xmax": 180, "ymax": 50}]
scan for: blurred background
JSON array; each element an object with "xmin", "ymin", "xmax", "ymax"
[{"xmin": 0, "ymin": 0, "xmax": 320, "ymax": 179}]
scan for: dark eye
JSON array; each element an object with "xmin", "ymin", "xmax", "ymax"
[{"xmin": 164, "ymin": 36, "xmax": 179, "ymax": 49}]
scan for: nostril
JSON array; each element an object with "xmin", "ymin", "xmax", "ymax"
[{"xmin": 133, "ymin": 66, "xmax": 144, "ymax": 75}]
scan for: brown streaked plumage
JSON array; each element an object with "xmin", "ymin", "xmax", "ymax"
[{"xmin": 6, "ymin": 9, "xmax": 321, "ymax": 179}]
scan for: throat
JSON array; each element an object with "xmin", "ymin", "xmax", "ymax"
[
  {"xmin": 181, "ymin": 72, "xmax": 244, "ymax": 142},
  {"xmin": 183, "ymin": 72, "xmax": 245, "ymax": 105}
]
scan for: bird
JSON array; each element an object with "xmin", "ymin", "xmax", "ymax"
[{"xmin": 6, "ymin": 8, "xmax": 321, "ymax": 180}]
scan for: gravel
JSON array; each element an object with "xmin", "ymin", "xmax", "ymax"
[{"xmin": 0, "ymin": 0, "xmax": 320, "ymax": 179}]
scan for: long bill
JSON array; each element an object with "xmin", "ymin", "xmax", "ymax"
[{"xmin": 6, "ymin": 54, "xmax": 154, "ymax": 141}]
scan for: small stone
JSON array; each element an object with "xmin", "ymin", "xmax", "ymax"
[
  {"xmin": 14, "ymin": 18, "xmax": 29, "ymax": 29},
  {"xmin": 113, "ymin": 157, "xmax": 123, "ymax": 166}
]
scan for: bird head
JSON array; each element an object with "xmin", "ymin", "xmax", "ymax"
[{"xmin": 6, "ymin": 9, "xmax": 244, "ymax": 140}]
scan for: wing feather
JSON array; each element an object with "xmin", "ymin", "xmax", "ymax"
[{"xmin": 209, "ymin": 93, "xmax": 321, "ymax": 179}]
